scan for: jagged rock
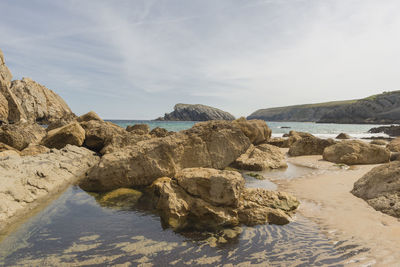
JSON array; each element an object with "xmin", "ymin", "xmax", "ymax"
[
  {"xmin": 233, "ymin": 144, "xmax": 287, "ymax": 171},
  {"xmin": 387, "ymin": 138, "xmax": 400, "ymax": 152},
  {"xmin": 41, "ymin": 122, "xmax": 85, "ymax": 149},
  {"xmin": 20, "ymin": 144, "xmax": 50, "ymax": 156},
  {"xmin": 233, "ymin": 117, "xmax": 271, "ymax": 145},
  {"xmin": 0, "ymin": 122, "xmax": 46, "ymax": 150},
  {"xmin": 288, "ymin": 136, "xmax": 336, "ymax": 156},
  {"xmin": 336, "ymin": 133, "xmax": 351, "ymax": 139},
  {"xmin": 10, "ymin": 77, "xmax": 76, "ymax": 124},
  {"xmin": 150, "ymin": 127, "xmax": 172, "ymax": 138},
  {"xmin": 352, "ymin": 161, "xmax": 400, "ymax": 218},
  {"xmin": 323, "ymin": 140, "xmax": 390, "ymax": 165},
  {"xmin": 156, "ymin": 103, "xmax": 235, "ymax": 121},
  {"xmin": 0, "ymin": 145, "xmax": 99, "ymax": 232},
  {"xmin": 126, "ymin": 124, "xmax": 150, "ymax": 135},
  {"xmin": 371, "ymin": 139, "xmax": 388, "ymax": 146},
  {"xmin": 81, "ymin": 120, "xmax": 251, "ymax": 192},
  {"xmin": 77, "ymin": 111, "xmax": 103, "ymax": 123}
]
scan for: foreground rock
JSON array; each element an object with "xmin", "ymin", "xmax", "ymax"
[
  {"xmin": 289, "ymin": 136, "xmax": 336, "ymax": 156},
  {"xmin": 387, "ymin": 138, "xmax": 400, "ymax": 152},
  {"xmin": 233, "ymin": 144, "xmax": 287, "ymax": 171},
  {"xmin": 41, "ymin": 122, "xmax": 85, "ymax": 149},
  {"xmin": 323, "ymin": 140, "xmax": 390, "ymax": 165},
  {"xmin": 0, "ymin": 122, "xmax": 46, "ymax": 150},
  {"xmin": 233, "ymin": 117, "xmax": 271, "ymax": 145},
  {"xmin": 81, "ymin": 120, "xmax": 251, "ymax": 192},
  {"xmin": 149, "ymin": 168, "xmax": 299, "ymax": 231},
  {"xmin": 352, "ymin": 161, "xmax": 400, "ymax": 218},
  {"xmin": 156, "ymin": 103, "xmax": 235, "ymax": 121},
  {"xmin": 0, "ymin": 145, "xmax": 99, "ymax": 232}
]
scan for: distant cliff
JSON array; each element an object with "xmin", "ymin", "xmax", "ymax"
[
  {"xmin": 156, "ymin": 104, "xmax": 235, "ymax": 121},
  {"xmin": 248, "ymin": 91, "xmax": 400, "ymax": 124}
]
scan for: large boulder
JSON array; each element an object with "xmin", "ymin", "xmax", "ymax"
[
  {"xmin": 352, "ymin": 161, "xmax": 400, "ymax": 218},
  {"xmin": 233, "ymin": 117, "xmax": 271, "ymax": 145},
  {"xmin": 233, "ymin": 144, "xmax": 287, "ymax": 171},
  {"xmin": 81, "ymin": 120, "xmax": 251, "ymax": 192},
  {"xmin": 149, "ymin": 168, "xmax": 299, "ymax": 231},
  {"xmin": 126, "ymin": 124, "xmax": 150, "ymax": 135},
  {"xmin": 288, "ymin": 136, "xmax": 336, "ymax": 156},
  {"xmin": 323, "ymin": 140, "xmax": 390, "ymax": 165},
  {"xmin": 0, "ymin": 122, "xmax": 46, "ymax": 150},
  {"xmin": 77, "ymin": 111, "xmax": 103, "ymax": 123},
  {"xmin": 387, "ymin": 138, "xmax": 400, "ymax": 152},
  {"xmin": 41, "ymin": 122, "xmax": 85, "ymax": 149}
]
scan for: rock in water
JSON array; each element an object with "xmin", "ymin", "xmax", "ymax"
[
  {"xmin": 81, "ymin": 120, "xmax": 251, "ymax": 192},
  {"xmin": 0, "ymin": 145, "xmax": 99, "ymax": 232},
  {"xmin": 323, "ymin": 140, "xmax": 390, "ymax": 165},
  {"xmin": 156, "ymin": 103, "xmax": 235, "ymax": 121},
  {"xmin": 233, "ymin": 144, "xmax": 287, "ymax": 171},
  {"xmin": 288, "ymin": 136, "xmax": 336, "ymax": 156},
  {"xmin": 352, "ymin": 161, "xmax": 400, "ymax": 218}
]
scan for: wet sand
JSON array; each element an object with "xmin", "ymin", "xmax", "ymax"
[{"xmin": 277, "ymin": 152, "xmax": 400, "ymax": 265}]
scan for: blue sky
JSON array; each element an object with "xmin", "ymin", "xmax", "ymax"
[{"xmin": 1, "ymin": 0, "xmax": 400, "ymax": 119}]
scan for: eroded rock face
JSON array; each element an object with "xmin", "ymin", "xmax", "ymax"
[
  {"xmin": 352, "ymin": 161, "xmax": 400, "ymax": 218},
  {"xmin": 41, "ymin": 122, "xmax": 85, "ymax": 149},
  {"xmin": 288, "ymin": 136, "xmax": 336, "ymax": 156},
  {"xmin": 0, "ymin": 122, "xmax": 46, "ymax": 150},
  {"xmin": 81, "ymin": 120, "xmax": 251, "ymax": 192},
  {"xmin": 323, "ymin": 140, "xmax": 390, "ymax": 165},
  {"xmin": 10, "ymin": 78, "xmax": 76, "ymax": 124},
  {"xmin": 233, "ymin": 144, "xmax": 287, "ymax": 171},
  {"xmin": 0, "ymin": 145, "xmax": 99, "ymax": 232},
  {"xmin": 157, "ymin": 103, "xmax": 235, "ymax": 121},
  {"xmin": 233, "ymin": 117, "xmax": 271, "ymax": 145},
  {"xmin": 148, "ymin": 168, "xmax": 299, "ymax": 231}
]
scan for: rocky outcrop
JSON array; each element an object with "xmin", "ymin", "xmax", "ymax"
[
  {"xmin": 352, "ymin": 161, "xmax": 400, "ymax": 218},
  {"xmin": 41, "ymin": 122, "xmax": 85, "ymax": 149},
  {"xmin": 149, "ymin": 168, "xmax": 299, "ymax": 231},
  {"xmin": 248, "ymin": 91, "xmax": 400, "ymax": 124},
  {"xmin": 126, "ymin": 124, "xmax": 150, "ymax": 135},
  {"xmin": 156, "ymin": 103, "xmax": 235, "ymax": 121},
  {"xmin": 233, "ymin": 144, "xmax": 287, "ymax": 171},
  {"xmin": 0, "ymin": 122, "xmax": 46, "ymax": 150},
  {"xmin": 233, "ymin": 117, "xmax": 271, "ymax": 145},
  {"xmin": 288, "ymin": 136, "xmax": 336, "ymax": 156},
  {"xmin": 323, "ymin": 140, "xmax": 390, "ymax": 165},
  {"xmin": 81, "ymin": 120, "xmax": 251, "ymax": 192},
  {"xmin": 369, "ymin": 125, "xmax": 400, "ymax": 137},
  {"xmin": 0, "ymin": 145, "xmax": 99, "ymax": 232}
]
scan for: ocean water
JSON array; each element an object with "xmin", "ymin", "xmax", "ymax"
[{"xmin": 109, "ymin": 120, "xmax": 390, "ymax": 139}]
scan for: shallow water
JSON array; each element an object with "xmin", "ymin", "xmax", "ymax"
[{"xmin": 0, "ymin": 167, "xmax": 373, "ymax": 266}]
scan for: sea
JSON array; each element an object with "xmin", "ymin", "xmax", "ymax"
[{"xmin": 0, "ymin": 120, "xmax": 389, "ymax": 266}]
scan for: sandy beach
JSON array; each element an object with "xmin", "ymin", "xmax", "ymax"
[{"xmin": 276, "ymin": 150, "xmax": 400, "ymax": 265}]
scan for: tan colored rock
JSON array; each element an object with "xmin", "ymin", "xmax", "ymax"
[
  {"xmin": 176, "ymin": 168, "xmax": 244, "ymax": 207},
  {"xmin": 352, "ymin": 161, "xmax": 400, "ymax": 218},
  {"xmin": 233, "ymin": 144, "xmax": 287, "ymax": 171},
  {"xmin": 80, "ymin": 120, "xmax": 126, "ymax": 152},
  {"xmin": 336, "ymin": 133, "xmax": 351, "ymax": 139},
  {"xmin": 0, "ymin": 122, "xmax": 46, "ymax": 150},
  {"xmin": 46, "ymin": 119, "xmax": 73, "ymax": 132},
  {"xmin": 126, "ymin": 124, "xmax": 150, "ymax": 135},
  {"xmin": 77, "ymin": 111, "xmax": 103, "ymax": 123},
  {"xmin": 41, "ymin": 122, "xmax": 85, "ymax": 149},
  {"xmin": 150, "ymin": 127, "xmax": 172, "ymax": 138},
  {"xmin": 0, "ymin": 150, "xmax": 20, "ymax": 158},
  {"xmin": 0, "ymin": 142, "xmax": 18, "ymax": 152},
  {"xmin": 233, "ymin": 117, "xmax": 271, "ymax": 145},
  {"xmin": 10, "ymin": 78, "xmax": 76, "ymax": 124},
  {"xmin": 387, "ymin": 138, "xmax": 400, "ymax": 152},
  {"xmin": 20, "ymin": 144, "xmax": 50, "ymax": 156},
  {"xmin": 323, "ymin": 140, "xmax": 390, "ymax": 165},
  {"xmin": 97, "ymin": 188, "xmax": 143, "ymax": 209},
  {"xmin": 371, "ymin": 139, "xmax": 388, "ymax": 146},
  {"xmin": 267, "ymin": 137, "xmax": 288, "ymax": 148},
  {"xmin": 0, "ymin": 145, "xmax": 99, "ymax": 232},
  {"xmin": 0, "ymin": 93, "xmax": 8, "ymax": 122},
  {"xmin": 288, "ymin": 136, "xmax": 336, "ymax": 156},
  {"xmin": 81, "ymin": 120, "xmax": 251, "ymax": 192}
]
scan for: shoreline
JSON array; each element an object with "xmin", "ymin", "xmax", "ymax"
[{"xmin": 277, "ymin": 153, "xmax": 400, "ymax": 265}]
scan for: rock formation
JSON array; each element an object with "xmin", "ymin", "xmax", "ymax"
[
  {"xmin": 323, "ymin": 140, "xmax": 390, "ymax": 165},
  {"xmin": 387, "ymin": 138, "xmax": 400, "ymax": 152},
  {"xmin": 0, "ymin": 145, "xmax": 99, "ymax": 232},
  {"xmin": 368, "ymin": 125, "xmax": 400, "ymax": 137},
  {"xmin": 288, "ymin": 136, "xmax": 336, "ymax": 156},
  {"xmin": 336, "ymin": 133, "xmax": 351, "ymax": 139},
  {"xmin": 352, "ymin": 161, "xmax": 400, "ymax": 218},
  {"xmin": 156, "ymin": 103, "xmax": 235, "ymax": 121},
  {"xmin": 233, "ymin": 117, "xmax": 271, "ymax": 145},
  {"xmin": 233, "ymin": 144, "xmax": 287, "ymax": 171},
  {"xmin": 41, "ymin": 122, "xmax": 86, "ymax": 149},
  {"xmin": 0, "ymin": 122, "xmax": 46, "ymax": 150},
  {"xmin": 126, "ymin": 123, "xmax": 150, "ymax": 135}
]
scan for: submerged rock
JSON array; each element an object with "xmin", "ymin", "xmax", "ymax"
[
  {"xmin": 288, "ymin": 136, "xmax": 336, "ymax": 156},
  {"xmin": 0, "ymin": 122, "xmax": 46, "ymax": 150},
  {"xmin": 352, "ymin": 161, "xmax": 400, "ymax": 218},
  {"xmin": 233, "ymin": 144, "xmax": 287, "ymax": 171},
  {"xmin": 97, "ymin": 188, "xmax": 143, "ymax": 209},
  {"xmin": 323, "ymin": 140, "xmax": 390, "ymax": 165},
  {"xmin": 156, "ymin": 103, "xmax": 235, "ymax": 121}
]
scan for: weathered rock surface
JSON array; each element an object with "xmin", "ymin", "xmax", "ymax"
[
  {"xmin": 126, "ymin": 124, "xmax": 150, "ymax": 135},
  {"xmin": 149, "ymin": 168, "xmax": 299, "ymax": 231},
  {"xmin": 370, "ymin": 139, "xmax": 388, "ymax": 146},
  {"xmin": 233, "ymin": 144, "xmax": 287, "ymax": 171},
  {"xmin": 233, "ymin": 117, "xmax": 271, "ymax": 145},
  {"xmin": 288, "ymin": 136, "xmax": 336, "ymax": 156},
  {"xmin": 41, "ymin": 122, "xmax": 85, "ymax": 149},
  {"xmin": 352, "ymin": 161, "xmax": 400, "ymax": 218},
  {"xmin": 0, "ymin": 142, "xmax": 18, "ymax": 153},
  {"xmin": 156, "ymin": 103, "xmax": 235, "ymax": 121},
  {"xmin": 81, "ymin": 120, "xmax": 251, "ymax": 192},
  {"xmin": 46, "ymin": 119, "xmax": 73, "ymax": 132},
  {"xmin": 0, "ymin": 145, "xmax": 99, "ymax": 232},
  {"xmin": 323, "ymin": 140, "xmax": 390, "ymax": 165},
  {"xmin": 267, "ymin": 137, "xmax": 288, "ymax": 148},
  {"xmin": 20, "ymin": 144, "xmax": 50, "ymax": 156},
  {"xmin": 387, "ymin": 138, "xmax": 400, "ymax": 152},
  {"xmin": 0, "ymin": 122, "xmax": 46, "ymax": 150},
  {"xmin": 150, "ymin": 127, "xmax": 173, "ymax": 138},
  {"xmin": 336, "ymin": 133, "xmax": 351, "ymax": 139},
  {"xmin": 77, "ymin": 111, "xmax": 103, "ymax": 123}
]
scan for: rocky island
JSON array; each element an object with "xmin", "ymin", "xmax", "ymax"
[{"xmin": 156, "ymin": 103, "xmax": 235, "ymax": 121}]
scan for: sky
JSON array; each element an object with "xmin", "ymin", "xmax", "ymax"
[{"xmin": 1, "ymin": 0, "xmax": 400, "ymax": 119}]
